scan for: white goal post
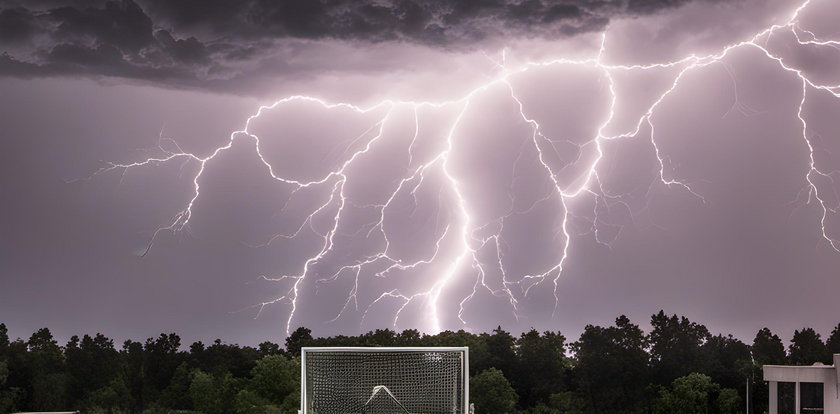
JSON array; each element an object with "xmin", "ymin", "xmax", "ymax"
[{"xmin": 301, "ymin": 347, "xmax": 469, "ymax": 414}]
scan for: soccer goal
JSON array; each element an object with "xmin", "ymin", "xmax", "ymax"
[{"xmin": 301, "ymin": 347, "xmax": 469, "ymax": 414}]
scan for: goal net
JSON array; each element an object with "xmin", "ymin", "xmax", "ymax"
[{"xmin": 301, "ymin": 347, "xmax": 469, "ymax": 414}]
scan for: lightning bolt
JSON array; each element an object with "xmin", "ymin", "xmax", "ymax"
[{"xmin": 85, "ymin": 0, "xmax": 840, "ymax": 335}]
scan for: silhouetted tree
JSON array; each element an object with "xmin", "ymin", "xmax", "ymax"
[
  {"xmin": 752, "ymin": 328, "xmax": 786, "ymax": 365},
  {"xmin": 515, "ymin": 329, "xmax": 568, "ymax": 407},
  {"xmin": 396, "ymin": 329, "xmax": 422, "ymax": 345},
  {"xmin": 751, "ymin": 327, "xmax": 787, "ymax": 414},
  {"xmin": 201, "ymin": 339, "xmax": 259, "ymax": 378},
  {"xmin": 649, "ymin": 311, "xmax": 710, "ymax": 385},
  {"xmin": 285, "ymin": 327, "xmax": 313, "ymax": 357},
  {"xmin": 0, "ymin": 324, "xmax": 9, "ymax": 359},
  {"xmin": 27, "ymin": 328, "xmax": 68, "ymax": 410},
  {"xmin": 65, "ymin": 333, "xmax": 121, "ymax": 409},
  {"xmin": 3, "ymin": 316, "xmax": 840, "ymax": 414},
  {"xmin": 788, "ymin": 327, "xmax": 829, "ymax": 365},
  {"xmin": 572, "ymin": 315, "xmax": 649, "ymax": 413},
  {"xmin": 121, "ymin": 340, "xmax": 145, "ymax": 412},
  {"xmin": 1, "ymin": 337, "xmax": 29, "ymax": 413},
  {"xmin": 483, "ymin": 327, "xmax": 517, "ymax": 381},
  {"xmin": 471, "ymin": 368, "xmax": 517, "ymax": 414},
  {"xmin": 826, "ymin": 323, "xmax": 840, "ymax": 357},
  {"xmin": 258, "ymin": 341, "xmax": 282, "ymax": 357},
  {"xmin": 143, "ymin": 333, "xmax": 184, "ymax": 405},
  {"xmin": 0, "ymin": 323, "xmax": 14, "ymax": 412},
  {"xmin": 360, "ymin": 329, "xmax": 398, "ymax": 346},
  {"xmin": 698, "ymin": 334, "xmax": 750, "ymax": 391}
]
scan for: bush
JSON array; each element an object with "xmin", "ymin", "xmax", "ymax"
[
  {"xmin": 653, "ymin": 373, "xmax": 720, "ymax": 414},
  {"xmin": 717, "ymin": 388, "xmax": 741, "ymax": 414},
  {"xmin": 471, "ymin": 368, "xmax": 518, "ymax": 414}
]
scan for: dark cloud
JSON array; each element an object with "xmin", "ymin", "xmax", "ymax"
[
  {"xmin": 49, "ymin": 1, "xmax": 154, "ymax": 52},
  {"xmin": 153, "ymin": 30, "xmax": 210, "ymax": 65},
  {"xmin": 0, "ymin": 52, "xmax": 44, "ymax": 76},
  {"xmin": 0, "ymin": 0, "xmax": 723, "ymax": 91},
  {"xmin": 0, "ymin": 7, "xmax": 37, "ymax": 43}
]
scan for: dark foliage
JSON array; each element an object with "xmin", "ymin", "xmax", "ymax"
[
  {"xmin": 571, "ymin": 315, "xmax": 648, "ymax": 413},
  {"xmin": 788, "ymin": 327, "xmax": 830, "ymax": 365},
  {"xmin": 0, "ymin": 315, "xmax": 836, "ymax": 414}
]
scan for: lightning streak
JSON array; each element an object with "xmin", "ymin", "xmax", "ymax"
[{"xmin": 88, "ymin": 0, "xmax": 840, "ymax": 335}]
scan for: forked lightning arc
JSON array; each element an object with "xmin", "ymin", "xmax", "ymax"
[{"xmin": 85, "ymin": 0, "xmax": 840, "ymax": 336}]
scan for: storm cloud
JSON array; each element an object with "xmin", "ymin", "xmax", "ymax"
[{"xmin": 0, "ymin": 0, "xmax": 727, "ymax": 91}]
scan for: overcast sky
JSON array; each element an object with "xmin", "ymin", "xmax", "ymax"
[{"xmin": 2, "ymin": 0, "xmax": 840, "ymax": 347}]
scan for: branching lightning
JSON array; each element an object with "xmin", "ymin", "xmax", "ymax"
[{"xmin": 87, "ymin": 0, "xmax": 840, "ymax": 335}]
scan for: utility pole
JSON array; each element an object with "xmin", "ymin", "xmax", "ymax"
[{"xmin": 747, "ymin": 378, "xmax": 752, "ymax": 414}]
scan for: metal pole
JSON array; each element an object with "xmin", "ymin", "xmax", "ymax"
[{"xmin": 747, "ymin": 378, "xmax": 750, "ymax": 414}]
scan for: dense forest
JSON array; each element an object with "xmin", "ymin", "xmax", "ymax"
[{"xmin": 1, "ymin": 311, "xmax": 839, "ymax": 414}]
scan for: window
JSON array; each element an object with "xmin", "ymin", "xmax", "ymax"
[
  {"xmin": 779, "ymin": 382, "xmax": 795, "ymax": 414},
  {"xmin": 800, "ymin": 382, "xmax": 824, "ymax": 414}
]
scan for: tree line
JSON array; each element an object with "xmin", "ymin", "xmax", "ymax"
[{"xmin": 1, "ymin": 311, "xmax": 839, "ymax": 414}]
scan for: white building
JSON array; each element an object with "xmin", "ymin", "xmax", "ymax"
[{"xmin": 763, "ymin": 354, "xmax": 840, "ymax": 414}]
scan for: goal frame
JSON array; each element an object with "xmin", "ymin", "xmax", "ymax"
[{"xmin": 300, "ymin": 347, "xmax": 469, "ymax": 414}]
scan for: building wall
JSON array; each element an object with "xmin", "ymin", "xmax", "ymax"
[{"xmin": 763, "ymin": 355, "xmax": 840, "ymax": 414}]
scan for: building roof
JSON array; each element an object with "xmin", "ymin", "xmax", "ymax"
[{"xmin": 763, "ymin": 355, "xmax": 840, "ymax": 384}]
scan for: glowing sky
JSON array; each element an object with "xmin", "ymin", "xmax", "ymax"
[{"xmin": 1, "ymin": 0, "xmax": 839, "ymax": 345}]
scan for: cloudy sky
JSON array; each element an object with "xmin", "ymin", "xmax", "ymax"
[{"xmin": 2, "ymin": 0, "xmax": 839, "ymax": 347}]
